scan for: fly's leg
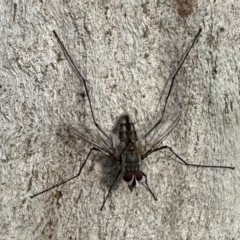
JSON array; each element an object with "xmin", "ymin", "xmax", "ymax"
[
  {"xmin": 52, "ymin": 31, "xmax": 108, "ymax": 138},
  {"xmin": 144, "ymin": 28, "xmax": 202, "ymax": 138},
  {"xmin": 151, "ymin": 146, "xmax": 235, "ymax": 169},
  {"xmin": 141, "ymin": 172, "xmax": 158, "ymax": 201},
  {"xmin": 30, "ymin": 147, "xmax": 101, "ymax": 198},
  {"xmin": 100, "ymin": 169, "xmax": 122, "ymax": 211}
]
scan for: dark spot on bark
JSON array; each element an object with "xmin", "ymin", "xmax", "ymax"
[
  {"xmin": 54, "ymin": 190, "xmax": 63, "ymax": 207},
  {"xmin": 80, "ymin": 91, "xmax": 85, "ymax": 99},
  {"xmin": 56, "ymin": 52, "xmax": 64, "ymax": 62},
  {"xmin": 141, "ymin": 3, "xmax": 149, "ymax": 14},
  {"xmin": 173, "ymin": 0, "xmax": 197, "ymax": 18},
  {"xmin": 219, "ymin": 27, "xmax": 225, "ymax": 32},
  {"xmin": 144, "ymin": 53, "xmax": 149, "ymax": 59},
  {"xmin": 13, "ymin": 3, "xmax": 17, "ymax": 22}
]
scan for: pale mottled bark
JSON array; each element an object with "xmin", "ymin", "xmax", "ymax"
[{"xmin": 1, "ymin": 1, "xmax": 239, "ymax": 239}]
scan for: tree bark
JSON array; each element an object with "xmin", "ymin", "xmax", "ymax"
[{"xmin": 1, "ymin": 1, "xmax": 239, "ymax": 239}]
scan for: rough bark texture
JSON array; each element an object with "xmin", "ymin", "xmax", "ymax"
[{"xmin": 1, "ymin": 1, "xmax": 239, "ymax": 239}]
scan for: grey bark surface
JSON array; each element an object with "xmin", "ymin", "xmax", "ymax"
[{"xmin": 0, "ymin": 1, "xmax": 239, "ymax": 240}]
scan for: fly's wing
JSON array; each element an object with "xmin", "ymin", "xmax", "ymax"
[
  {"xmin": 139, "ymin": 111, "xmax": 181, "ymax": 159},
  {"xmin": 69, "ymin": 124, "xmax": 120, "ymax": 158}
]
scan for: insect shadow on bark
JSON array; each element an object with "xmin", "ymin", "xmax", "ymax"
[
  {"xmin": 30, "ymin": 28, "xmax": 234, "ymax": 211},
  {"xmin": 54, "ymin": 122, "xmax": 122, "ymax": 193}
]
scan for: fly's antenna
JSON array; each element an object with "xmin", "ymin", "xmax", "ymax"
[
  {"xmin": 52, "ymin": 31, "xmax": 108, "ymax": 138},
  {"xmin": 144, "ymin": 28, "xmax": 202, "ymax": 138}
]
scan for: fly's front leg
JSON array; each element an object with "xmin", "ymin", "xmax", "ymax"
[{"xmin": 31, "ymin": 147, "xmax": 101, "ymax": 198}]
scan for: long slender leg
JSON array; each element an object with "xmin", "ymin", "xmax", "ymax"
[
  {"xmin": 144, "ymin": 28, "xmax": 202, "ymax": 138},
  {"xmin": 52, "ymin": 31, "xmax": 108, "ymax": 138},
  {"xmin": 100, "ymin": 169, "xmax": 122, "ymax": 211},
  {"xmin": 141, "ymin": 172, "xmax": 157, "ymax": 201},
  {"xmin": 30, "ymin": 147, "xmax": 100, "ymax": 198},
  {"xmin": 149, "ymin": 145, "xmax": 235, "ymax": 169}
]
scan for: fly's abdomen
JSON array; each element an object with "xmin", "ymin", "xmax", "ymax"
[{"xmin": 123, "ymin": 149, "xmax": 140, "ymax": 172}]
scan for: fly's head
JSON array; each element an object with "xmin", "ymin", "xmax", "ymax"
[{"xmin": 123, "ymin": 171, "xmax": 143, "ymax": 190}]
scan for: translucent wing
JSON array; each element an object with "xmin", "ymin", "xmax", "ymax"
[
  {"xmin": 140, "ymin": 111, "xmax": 181, "ymax": 159},
  {"xmin": 69, "ymin": 123, "xmax": 120, "ymax": 158}
]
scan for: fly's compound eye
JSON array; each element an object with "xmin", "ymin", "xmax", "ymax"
[
  {"xmin": 135, "ymin": 171, "xmax": 143, "ymax": 181},
  {"xmin": 123, "ymin": 172, "xmax": 134, "ymax": 182}
]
